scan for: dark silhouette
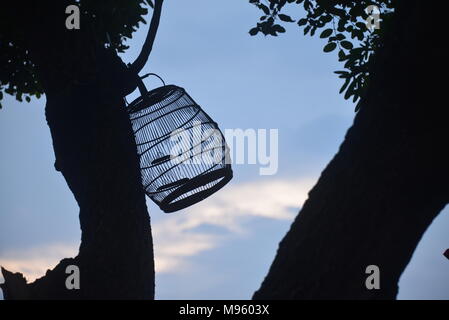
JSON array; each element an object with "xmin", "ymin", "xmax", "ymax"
[
  {"xmin": 1, "ymin": 0, "xmax": 447, "ymax": 300},
  {"xmin": 1, "ymin": 0, "xmax": 163, "ymax": 299},
  {"xmin": 250, "ymin": 0, "xmax": 449, "ymax": 299}
]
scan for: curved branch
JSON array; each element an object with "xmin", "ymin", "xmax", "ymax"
[{"xmin": 130, "ymin": 0, "xmax": 164, "ymax": 74}]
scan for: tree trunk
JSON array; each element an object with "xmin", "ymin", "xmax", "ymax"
[
  {"xmin": 1, "ymin": 1, "xmax": 154, "ymax": 299},
  {"xmin": 254, "ymin": 0, "xmax": 449, "ymax": 299}
]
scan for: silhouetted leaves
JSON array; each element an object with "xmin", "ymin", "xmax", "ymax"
[
  {"xmin": 249, "ymin": 27, "xmax": 259, "ymax": 36},
  {"xmin": 320, "ymin": 28, "xmax": 333, "ymax": 38},
  {"xmin": 323, "ymin": 42, "xmax": 337, "ymax": 52},
  {"xmin": 273, "ymin": 24, "xmax": 286, "ymax": 33},
  {"xmin": 248, "ymin": 0, "xmax": 395, "ymax": 110},
  {"xmin": 341, "ymin": 41, "xmax": 353, "ymax": 50},
  {"xmin": 338, "ymin": 49, "xmax": 346, "ymax": 61},
  {"xmin": 0, "ymin": 0, "xmax": 150, "ymax": 108},
  {"xmin": 258, "ymin": 3, "xmax": 270, "ymax": 15},
  {"xmin": 278, "ymin": 14, "xmax": 294, "ymax": 22},
  {"xmin": 297, "ymin": 18, "xmax": 308, "ymax": 26}
]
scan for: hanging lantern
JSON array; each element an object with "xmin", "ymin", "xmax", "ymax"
[{"xmin": 127, "ymin": 74, "xmax": 233, "ymax": 213}]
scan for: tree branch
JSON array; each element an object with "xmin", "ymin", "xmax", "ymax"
[{"xmin": 130, "ymin": 0, "xmax": 164, "ymax": 74}]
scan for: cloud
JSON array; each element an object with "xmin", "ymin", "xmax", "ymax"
[
  {"xmin": 152, "ymin": 177, "xmax": 315, "ymax": 273},
  {"xmin": 0, "ymin": 244, "xmax": 78, "ymax": 283},
  {"xmin": 0, "ymin": 177, "xmax": 315, "ymax": 282}
]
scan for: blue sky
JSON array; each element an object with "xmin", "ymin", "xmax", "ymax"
[{"xmin": 1, "ymin": 1, "xmax": 448, "ymax": 299}]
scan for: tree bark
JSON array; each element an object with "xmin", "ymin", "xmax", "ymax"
[
  {"xmin": 254, "ymin": 0, "xmax": 449, "ymax": 299},
  {"xmin": 1, "ymin": 1, "xmax": 154, "ymax": 299}
]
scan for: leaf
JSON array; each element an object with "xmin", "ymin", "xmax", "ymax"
[
  {"xmin": 344, "ymin": 79, "xmax": 356, "ymax": 99},
  {"xmin": 297, "ymin": 18, "xmax": 308, "ymax": 26},
  {"xmin": 273, "ymin": 24, "xmax": 286, "ymax": 33},
  {"xmin": 25, "ymin": 96, "xmax": 31, "ymax": 103},
  {"xmin": 337, "ymin": 19, "xmax": 346, "ymax": 32},
  {"xmin": 249, "ymin": 27, "xmax": 259, "ymax": 36},
  {"xmin": 321, "ymin": 14, "xmax": 333, "ymax": 23},
  {"xmin": 258, "ymin": 4, "xmax": 270, "ymax": 15},
  {"xmin": 356, "ymin": 22, "xmax": 367, "ymax": 30},
  {"xmin": 354, "ymin": 99, "xmax": 363, "ymax": 112},
  {"xmin": 320, "ymin": 28, "xmax": 333, "ymax": 38},
  {"xmin": 338, "ymin": 49, "xmax": 346, "ymax": 61},
  {"xmin": 278, "ymin": 14, "xmax": 294, "ymax": 22},
  {"xmin": 339, "ymin": 78, "xmax": 350, "ymax": 94},
  {"xmin": 303, "ymin": 25, "xmax": 311, "ymax": 35},
  {"xmin": 323, "ymin": 42, "xmax": 337, "ymax": 52},
  {"xmin": 304, "ymin": 0, "xmax": 311, "ymax": 11},
  {"xmin": 341, "ymin": 40, "xmax": 353, "ymax": 50}
]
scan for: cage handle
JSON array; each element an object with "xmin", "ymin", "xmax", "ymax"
[
  {"xmin": 127, "ymin": 62, "xmax": 166, "ymax": 98},
  {"xmin": 140, "ymin": 73, "xmax": 166, "ymax": 86},
  {"xmin": 135, "ymin": 72, "xmax": 166, "ymax": 103}
]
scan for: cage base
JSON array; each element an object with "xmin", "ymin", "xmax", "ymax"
[{"xmin": 154, "ymin": 167, "xmax": 233, "ymax": 213}]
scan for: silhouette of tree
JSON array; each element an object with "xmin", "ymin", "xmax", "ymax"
[
  {"xmin": 1, "ymin": 0, "xmax": 447, "ymax": 300},
  {"xmin": 249, "ymin": 0, "xmax": 449, "ymax": 299},
  {"xmin": 0, "ymin": 0, "xmax": 163, "ymax": 299}
]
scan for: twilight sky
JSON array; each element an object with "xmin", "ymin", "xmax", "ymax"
[{"xmin": 1, "ymin": 1, "xmax": 448, "ymax": 299}]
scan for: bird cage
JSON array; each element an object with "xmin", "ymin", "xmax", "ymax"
[{"xmin": 127, "ymin": 74, "xmax": 233, "ymax": 213}]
